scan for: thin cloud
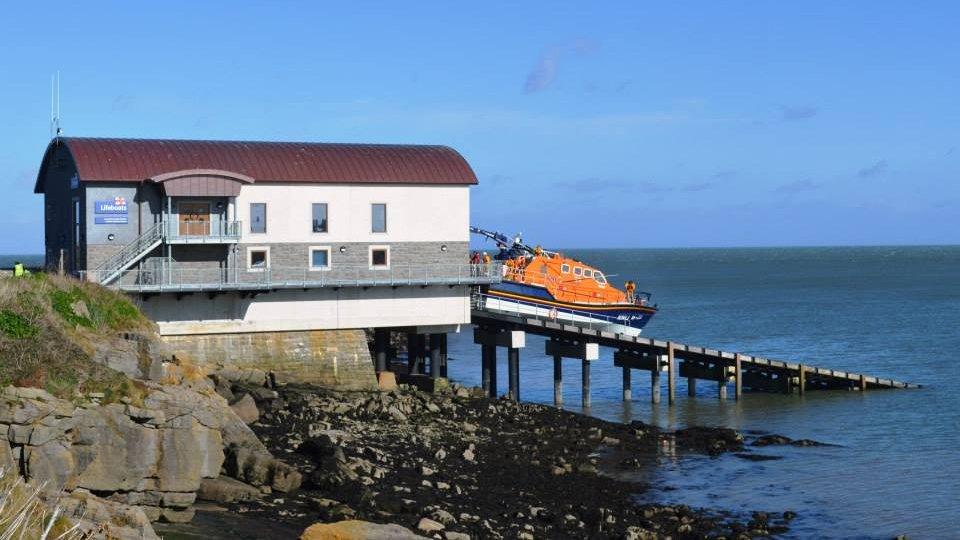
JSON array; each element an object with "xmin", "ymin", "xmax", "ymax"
[
  {"xmin": 776, "ymin": 179, "xmax": 822, "ymax": 193},
  {"xmin": 524, "ymin": 38, "xmax": 599, "ymax": 93},
  {"xmin": 780, "ymin": 105, "xmax": 818, "ymax": 121},
  {"xmin": 857, "ymin": 160, "xmax": 888, "ymax": 178}
]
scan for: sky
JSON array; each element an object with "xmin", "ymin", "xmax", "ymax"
[{"xmin": 1, "ymin": 1, "xmax": 958, "ymax": 252}]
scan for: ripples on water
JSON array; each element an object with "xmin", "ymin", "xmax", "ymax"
[{"xmin": 448, "ymin": 246, "xmax": 960, "ymax": 539}]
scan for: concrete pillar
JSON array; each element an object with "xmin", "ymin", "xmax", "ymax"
[
  {"xmin": 667, "ymin": 343, "xmax": 676, "ymax": 405},
  {"xmin": 859, "ymin": 374, "xmax": 867, "ymax": 392},
  {"xmin": 651, "ymin": 356, "xmax": 661, "ymax": 404},
  {"xmin": 508, "ymin": 347, "xmax": 520, "ymax": 401},
  {"xmin": 439, "ymin": 333, "xmax": 449, "ymax": 378},
  {"xmin": 429, "ymin": 333, "xmax": 441, "ymax": 380},
  {"xmin": 374, "ymin": 328, "xmax": 389, "ymax": 372},
  {"xmin": 622, "ymin": 366, "xmax": 632, "ymax": 401},
  {"xmin": 734, "ymin": 354, "xmax": 743, "ymax": 400},
  {"xmin": 687, "ymin": 376, "xmax": 697, "ymax": 397},
  {"xmin": 553, "ymin": 356, "xmax": 563, "ymax": 406},
  {"xmin": 798, "ymin": 363, "xmax": 805, "ymax": 395},
  {"xmin": 406, "ymin": 332, "xmax": 422, "ymax": 375},
  {"xmin": 481, "ymin": 344, "xmax": 493, "ymax": 396},
  {"xmin": 718, "ymin": 371, "xmax": 727, "ymax": 400},
  {"xmin": 489, "ymin": 346, "xmax": 498, "ymax": 397},
  {"xmin": 581, "ymin": 359, "xmax": 591, "ymax": 408}
]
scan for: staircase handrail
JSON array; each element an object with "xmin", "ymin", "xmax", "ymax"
[{"xmin": 94, "ymin": 222, "xmax": 165, "ymax": 275}]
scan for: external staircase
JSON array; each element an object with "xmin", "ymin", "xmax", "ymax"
[{"xmin": 94, "ymin": 222, "xmax": 164, "ymax": 285}]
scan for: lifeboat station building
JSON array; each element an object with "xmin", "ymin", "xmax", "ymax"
[{"xmin": 34, "ymin": 137, "xmax": 499, "ymax": 388}]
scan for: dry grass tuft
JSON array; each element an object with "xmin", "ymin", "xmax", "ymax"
[{"xmin": 0, "ymin": 467, "xmax": 85, "ymax": 539}]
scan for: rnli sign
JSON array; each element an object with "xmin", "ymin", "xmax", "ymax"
[{"xmin": 94, "ymin": 197, "xmax": 129, "ymax": 224}]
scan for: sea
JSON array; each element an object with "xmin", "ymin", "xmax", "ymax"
[{"xmin": 446, "ymin": 246, "xmax": 959, "ymax": 539}]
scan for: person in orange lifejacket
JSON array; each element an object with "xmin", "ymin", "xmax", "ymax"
[{"xmin": 625, "ymin": 280, "xmax": 636, "ymax": 302}]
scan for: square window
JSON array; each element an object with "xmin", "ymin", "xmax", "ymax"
[
  {"xmin": 310, "ymin": 247, "xmax": 330, "ymax": 270},
  {"xmin": 312, "ymin": 203, "xmax": 328, "ymax": 233},
  {"xmin": 248, "ymin": 248, "xmax": 269, "ymax": 271},
  {"xmin": 371, "ymin": 203, "xmax": 387, "ymax": 233},
  {"xmin": 250, "ymin": 203, "xmax": 267, "ymax": 233},
  {"xmin": 561, "ymin": 264, "xmax": 570, "ymax": 274},
  {"xmin": 370, "ymin": 247, "xmax": 389, "ymax": 268}
]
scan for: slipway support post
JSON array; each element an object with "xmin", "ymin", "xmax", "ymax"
[
  {"xmin": 374, "ymin": 328, "xmax": 389, "ymax": 372},
  {"xmin": 622, "ymin": 366, "xmax": 632, "ymax": 401},
  {"xmin": 406, "ymin": 332, "xmax": 424, "ymax": 375},
  {"xmin": 667, "ymin": 342, "xmax": 676, "ymax": 405},
  {"xmin": 582, "ymin": 360, "xmax": 591, "ymax": 409},
  {"xmin": 613, "ymin": 350, "xmax": 667, "ymax": 405},
  {"xmin": 545, "ymin": 339, "xmax": 599, "ymax": 409},
  {"xmin": 734, "ymin": 354, "xmax": 743, "ymax": 400},
  {"xmin": 508, "ymin": 347, "xmax": 521, "ymax": 401},
  {"xmin": 475, "ymin": 327, "xmax": 525, "ymax": 400},
  {"xmin": 797, "ymin": 364, "xmax": 805, "ymax": 395},
  {"xmin": 553, "ymin": 356, "xmax": 563, "ymax": 407},
  {"xmin": 429, "ymin": 333, "xmax": 442, "ymax": 380},
  {"xmin": 687, "ymin": 375, "xmax": 697, "ymax": 397},
  {"xmin": 651, "ymin": 358, "xmax": 661, "ymax": 404}
]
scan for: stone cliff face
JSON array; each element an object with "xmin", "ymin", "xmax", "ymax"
[{"xmin": 0, "ymin": 369, "xmax": 302, "ymax": 538}]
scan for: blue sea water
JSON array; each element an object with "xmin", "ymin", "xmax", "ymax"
[{"xmin": 447, "ymin": 246, "xmax": 960, "ymax": 539}]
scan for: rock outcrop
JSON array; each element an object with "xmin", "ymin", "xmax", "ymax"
[{"xmin": 0, "ymin": 379, "xmax": 300, "ymax": 528}]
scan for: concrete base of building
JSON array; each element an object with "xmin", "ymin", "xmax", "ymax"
[{"xmin": 162, "ymin": 328, "xmax": 377, "ymax": 390}]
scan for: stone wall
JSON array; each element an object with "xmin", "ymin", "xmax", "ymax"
[{"xmin": 162, "ymin": 329, "xmax": 378, "ymax": 390}]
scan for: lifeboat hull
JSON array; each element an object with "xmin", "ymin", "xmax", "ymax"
[{"xmin": 481, "ymin": 283, "xmax": 656, "ymax": 336}]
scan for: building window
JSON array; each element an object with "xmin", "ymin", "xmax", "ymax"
[
  {"xmin": 312, "ymin": 203, "xmax": 328, "ymax": 233},
  {"xmin": 309, "ymin": 246, "xmax": 331, "ymax": 270},
  {"xmin": 250, "ymin": 203, "xmax": 266, "ymax": 233},
  {"xmin": 369, "ymin": 245, "xmax": 390, "ymax": 269},
  {"xmin": 247, "ymin": 247, "xmax": 269, "ymax": 271},
  {"xmin": 371, "ymin": 203, "xmax": 387, "ymax": 233}
]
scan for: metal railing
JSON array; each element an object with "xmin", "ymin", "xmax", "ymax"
[
  {"xmin": 86, "ymin": 262, "xmax": 503, "ymax": 292},
  {"xmin": 166, "ymin": 220, "xmax": 242, "ymax": 243}
]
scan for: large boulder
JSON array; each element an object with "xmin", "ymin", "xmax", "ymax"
[
  {"xmin": 197, "ymin": 476, "xmax": 261, "ymax": 503},
  {"xmin": 60, "ymin": 489, "xmax": 160, "ymax": 540},
  {"xmin": 300, "ymin": 520, "xmax": 428, "ymax": 540}
]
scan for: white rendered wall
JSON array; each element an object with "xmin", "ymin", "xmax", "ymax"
[
  {"xmin": 234, "ymin": 184, "xmax": 470, "ymax": 244},
  {"xmin": 140, "ymin": 287, "xmax": 472, "ymax": 335}
]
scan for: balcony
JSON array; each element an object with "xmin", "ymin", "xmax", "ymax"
[
  {"xmin": 165, "ymin": 220, "xmax": 242, "ymax": 244},
  {"xmin": 86, "ymin": 262, "xmax": 503, "ymax": 293}
]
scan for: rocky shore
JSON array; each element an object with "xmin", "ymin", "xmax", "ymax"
[{"xmin": 159, "ymin": 380, "xmax": 797, "ymax": 539}]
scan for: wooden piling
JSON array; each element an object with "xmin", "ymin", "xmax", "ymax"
[
  {"xmin": 687, "ymin": 375, "xmax": 697, "ymax": 397},
  {"xmin": 582, "ymin": 359, "xmax": 591, "ymax": 408},
  {"xmin": 667, "ymin": 343, "xmax": 676, "ymax": 405},
  {"xmin": 508, "ymin": 347, "xmax": 520, "ymax": 401},
  {"xmin": 859, "ymin": 374, "xmax": 867, "ymax": 392},
  {"xmin": 718, "ymin": 364, "xmax": 727, "ymax": 400},
  {"xmin": 797, "ymin": 363, "xmax": 805, "ymax": 395},
  {"xmin": 553, "ymin": 356, "xmax": 563, "ymax": 406},
  {"xmin": 622, "ymin": 366, "xmax": 632, "ymax": 401}
]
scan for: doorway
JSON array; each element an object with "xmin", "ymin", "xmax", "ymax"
[{"xmin": 178, "ymin": 202, "xmax": 211, "ymax": 236}]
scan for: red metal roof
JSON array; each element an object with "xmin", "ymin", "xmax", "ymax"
[{"xmin": 36, "ymin": 137, "xmax": 477, "ymax": 192}]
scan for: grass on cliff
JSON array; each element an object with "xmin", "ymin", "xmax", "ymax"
[{"xmin": 0, "ymin": 273, "xmax": 152, "ymax": 401}]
